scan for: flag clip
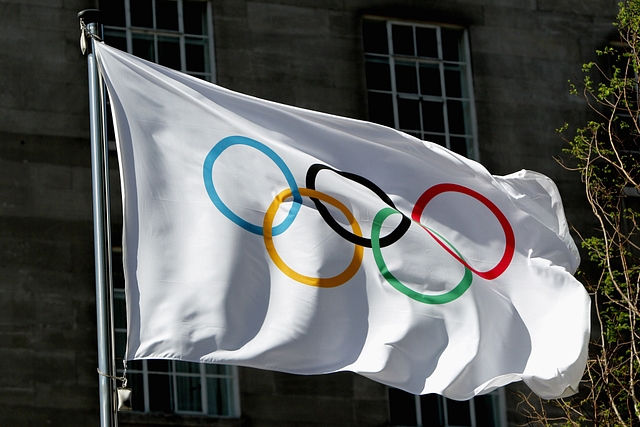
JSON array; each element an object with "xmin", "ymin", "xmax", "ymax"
[
  {"xmin": 79, "ymin": 21, "xmax": 87, "ymax": 55},
  {"xmin": 78, "ymin": 18, "xmax": 103, "ymax": 56}
]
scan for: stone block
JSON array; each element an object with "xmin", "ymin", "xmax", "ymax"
[
  {"xmin": 470, "ymin": 26, "xmax": 582, "ymax": 62},
  {"xmin": 0, "ymin": 348, "xmax": 35, "ymax": 387},
  {"xmin": 537, "ymin": 0, "xmax": 616, "ymax": 17},
  {"xmin": 241, "ymin": 392, "xmax": 355, "ymax": 426},
  {"xmin": 273, "ymin": 371, "xmax": 353, "ymax": 398},
  {"xmin": 247, "ymin": 2, "xmax": 330, "ymax": 35},
  {"xmin": 239, "ymin": 366, "xmax": 276, "ymax": 394}
]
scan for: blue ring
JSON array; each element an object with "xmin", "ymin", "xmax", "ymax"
[{"xmin": 203, "ymin": 136, "xmax": 302, "ymax": 236}]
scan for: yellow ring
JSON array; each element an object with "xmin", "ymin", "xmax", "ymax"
[{"xmin": 263, "ymin": 187, "xmax": 364, "ymax": 288}]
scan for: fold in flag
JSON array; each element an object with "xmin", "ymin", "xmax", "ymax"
[{"xmin": 95, "ymin": 42, "xmax": 590, "ymax": 400}]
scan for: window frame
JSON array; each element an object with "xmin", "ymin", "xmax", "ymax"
[
  {"xmin": 103, "ymin": 0, "xmax": 217, "ymax": 82},
  {"xmin": 363, "ymin": 17, "xmax": 480, "ymax": 160}
]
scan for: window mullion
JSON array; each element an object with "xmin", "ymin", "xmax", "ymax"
[
  {"xmin": 151, "ymin": 0, "xmax": 157, "ymax": 29},
  {"xmin": 414, "ymin": 394, "xmax": 423, "ymax": 427},
  {"xmin": 177, "ymin": 0, "xmax": 187, "ymax": 72},
  {"xmin": 151, "ymin": 0, "xmax": 159, "ymax": 63},
  {"xmin": 142, "ymin": 360, "xmax": 151, "ymax": 412},
  {"xmin": 462, "ymin": 29, "xmax": 480, "ymax": 161},
  {"xmin": 434, "ymin": 27, "xmax": 450, "ymax": 151},
  {"xmin": 201, "ymin": 363, "xmax": 208, "ymax": 415},
  {"xmin": 469, "ymin": 399, "xmax": 477, "ymax": 427},
  {"xmin": 387, "ymin": 21, "xmax": 400, "ymax": 130},
  {"xmin": 442, "ymin": 396, "xmax": 450, "ymax": 427},
  {"xmin": 171, "ymin": 361, "xmax": 179, "ymax": 413},
  {"xmin": 207, "ymin": 1, "xmax": 217, "ymax": 82},
  {"xmin": 124, "ymin": 0, "xmax": 132, "ymax": 52},
  {"xmin": 230, "ymin": 365, "xmax": 241, "ymax": 417}
]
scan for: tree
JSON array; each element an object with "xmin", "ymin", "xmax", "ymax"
[{"xmin": 520, "ymin": 1, "xmax": 640, "ymax": 425}]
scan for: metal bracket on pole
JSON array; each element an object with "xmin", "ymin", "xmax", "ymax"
[{"xmin": 78, "ymin": 9, "xmax": 118, "ymax": 427}]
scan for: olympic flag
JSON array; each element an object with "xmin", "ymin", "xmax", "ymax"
[{"xmin": 95, "ymin": 42, "xmax": 590, "ymax": 400}]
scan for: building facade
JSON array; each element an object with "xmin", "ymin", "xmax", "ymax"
[{"xmin": 0, "ymin": 0, "xmax": 616, "ymax": 426}]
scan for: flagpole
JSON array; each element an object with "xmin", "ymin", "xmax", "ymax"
[{"xmin": 78, "ymin": 9, "xmax": 118, "ymax": 427}]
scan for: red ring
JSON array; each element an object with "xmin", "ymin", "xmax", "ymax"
[{"xmin": 411, "ymin": 183, "xmax": 515, "ymax": 280}]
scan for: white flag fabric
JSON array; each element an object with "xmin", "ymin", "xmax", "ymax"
[{"xmin": 95, "ymin": 42, "xmax": 590, "ymax": 400}]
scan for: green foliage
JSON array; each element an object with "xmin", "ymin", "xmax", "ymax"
[{"xmin": 524, "ymin": 1, "xmax": 640, "ymax": 426}]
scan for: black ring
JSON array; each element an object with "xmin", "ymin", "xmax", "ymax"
[{"xmin": 305, "ymin": 164, "xmax": 411, "ymax": 248}]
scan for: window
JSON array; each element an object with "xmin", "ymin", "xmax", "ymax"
[
  {"xmin": 363, "ymin": 18, "xmax": 478, "ymax": 159},
  {"xmin": 364, "ymin": 18, "xmax": 501, "ymax": 427},
  {"xmin": 101, "ymin": 0, "xmax": 216, "ymax": 81},
  {"xmin": 388, "ymin": 388, "xmax": 507, "ymax": 427},
  {"xmin": 102, "ymin": 2, "xmax": 238, "ymax": 417}
]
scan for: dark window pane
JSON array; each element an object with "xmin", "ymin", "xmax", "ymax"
[
  {"xmin": 176, "ymin": 375, "xmax": 202, "ymax": 412},
  {"xmin": 114, "ymin": 294, "xmax": 126, "ymax": 330},
  {"xmin": 422, "ymin": 101, "xmax": 445, "ymax": 132},
  {"xmin": 132, "ymin": 33, "xmax": 155, "ymax": 62},
  {"xmin": 126, "ymin": 373, "xmax": 145, "ymax": 411},
  {"xmin": 450, "ymin": 136, "xmax": 470, "ymax": 156},
  {"xmin": 442, "ymin": 28, "xmax": 463, "ymax": 61},
  {"xmin": 395, "ymin": 62, "xmax": 418, "ymax": 93},
  {"xmin": 447, "ymin": 100, "xmax": 469, "ymax": 134},
  {"xmin": 156, "ymin": 0, "xmax": 179, "ymax": 31},
  {"xmin": 445, "ymin": 65, "xmax": 465, "ymax": 98},
  {"xmin": 158, "ymin": 36, "xmax": 181, "ymax": 70},
  {"xmin": 397, "ymin": 97, "xmax": 420, "ymax": 131},
  {"xmin": 447, "ymin": 399, "xmax": 472, "ymax": 426},
  {"xmin": 368, "ymin": 92, "xmax": 394, "ymax": 127},
  {"xmin": 186, "ymin": 38, "xmax": 208, "ymax": 72},
  {"xmin": 100, "ymin": 0, "xmax": 125, "ymax": 27},
  {"xmin": 128, "ymin": 360, "xmax": 144, "ymax": 370},
  {"xmin": 392, "ymin": 24, "xmax": 414, "ymax": 56},
  {"xmin": 184, "ymin": 0, "xmax": 208, "ymax": 34},
  {"xmin": 426, "ymin": 133, "xmax": 446, "ymax": 147},
  {"xmin": 419, "ymin": 63, "xmax": 442, "ymax": 96},
  {"xmin": 389, "ymin": 388, "xmax": 418, "ymax": 426},
  {"xmin": 148, "ymin": 373, "xmax": 173, "ymax": 412},
  {"xmin": 104, "ymin": 29, "xmax": 127, "ymax": 52},
  {"xmin": 111, "ymin": 249, "xmax": 125, "ymax": 289},
  {"xmin": 115, "ymin": 331, "xmax": 127, "ymax": 362},
  {"xmin": 130, "ymin": 0, "xmax": 153, "ymax": 28},
  {"xmin": 363, "ymin": 20, "xmax": 388, "ymax": 54},
  {"xmin": 205, "ymin": 364, "xmax": 231, "ymax": 375},
  {"xmin": 176, "ymin": 361, "xmax": 201, "ymax": 374},
  {"xmin": 416, "ymin": 27, "xmax": 438, "ymax": 58},
  {"xmin": 420, "ymin": 394, "xmax": 443, "ymax": 426},
  {"xmin": 474, "ymin": 395, "xmax": 499, "ymax": 427},
  {"xmin": 106, "ymin": 101, "xmax": 116, "ymax": 141},
  {"xmin": 365, "ymin": 58, "xmax": 392, "ymax": 91},
  {"xmin": 147, "ymin": 360, "xmax": 171, "ymax": 372},
  {"xmin": 207, "ymin": 378, "xmax": 232, "ymax": 415}
]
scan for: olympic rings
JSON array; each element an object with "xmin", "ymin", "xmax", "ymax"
[
  {"xmin": 306, "ymin": 164, "xmax": 411, "ymax": 248},
  {"xmin": 204, "ymin": 136, "xmax": 517, "ymax": 304},
  {"xmin": 372, "ymin": 207, "xmax": 472, "ymax": 304},
  {"xmin": 263, "ymin": 187, "xmax": 364, "ymax": 288},
  {"xmin": 203, "ymin": 136, "xmax": 302, "ymax": 236},
  {"xmin": 411, "ymin": 183, "xmax": 515, "ymax": 281}
]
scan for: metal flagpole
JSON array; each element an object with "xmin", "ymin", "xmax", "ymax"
[{"xmin": 78, "ymin": 9, "xmax": 118, "ymax": 427}]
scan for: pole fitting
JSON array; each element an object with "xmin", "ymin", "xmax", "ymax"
[{"xmin": 78, "ymin": 9, "xmax": 103, "ymax": 55}]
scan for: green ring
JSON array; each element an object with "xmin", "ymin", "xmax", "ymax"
[{"xmin": 372, "ymin": 207, "xmax": 473, "ymax": 305}]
